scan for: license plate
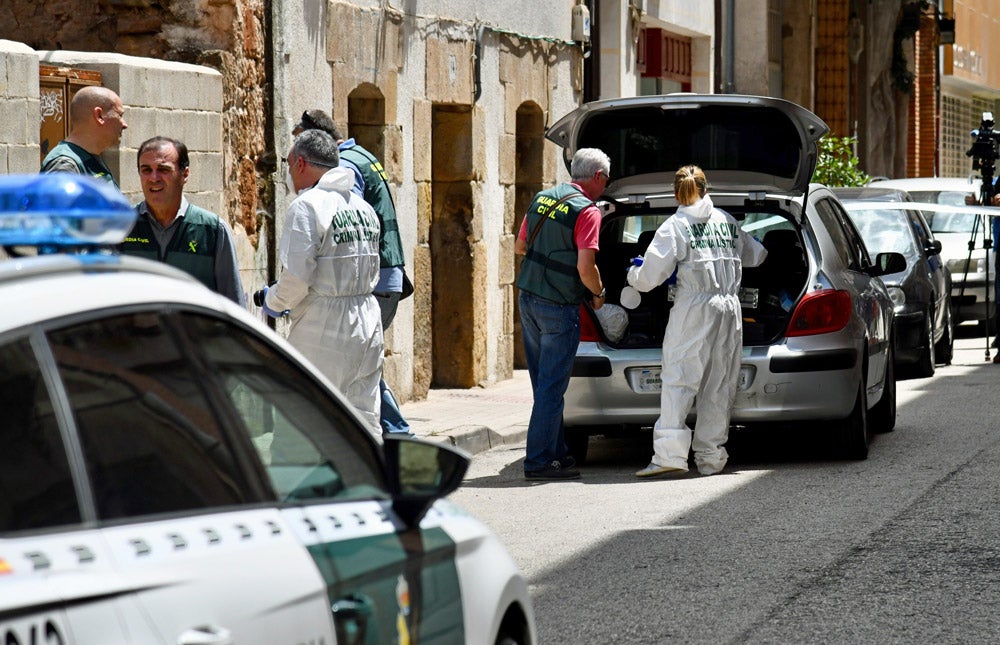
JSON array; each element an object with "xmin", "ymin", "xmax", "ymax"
[
  {"xmin": 630, "ymin": 368, "xmax": 662, "ymax": 393},
  {"xmin": 628, "ymin": 365, "xmax": 755, "ymax": 393}
]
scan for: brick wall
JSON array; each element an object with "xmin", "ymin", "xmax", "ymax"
[{"xmin": 815, "ymin": 0, "xmax": 850, "ymax": 137}]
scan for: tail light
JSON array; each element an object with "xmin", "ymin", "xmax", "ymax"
[
  {"xmin": 785, "ymin": 289, "xmax": 852, "ymax": 337},
  {"xmin": 579, "ymin": 304, "xmax": 602, "ymax": 341}
]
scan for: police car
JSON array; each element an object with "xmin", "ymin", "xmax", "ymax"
[{"xmin": 0, "ymin": 174, "xmax": 536, "ymax": 645}]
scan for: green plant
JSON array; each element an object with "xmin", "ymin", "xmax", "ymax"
[{"xmin": 814, "ymin": 135, "xmax": 871, "ymax": 187}]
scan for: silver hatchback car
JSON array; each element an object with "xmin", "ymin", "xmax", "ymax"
[{"xmin": 546, "ymin": 95, "xmax": 903, "ymax": 463}]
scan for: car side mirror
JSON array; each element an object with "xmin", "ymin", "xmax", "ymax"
[
  {"xmin": 870, "ymin": 251, "xmax": 906, "ymax": 277},
  {"xmin": 383, "ymin": 435, "xmax": 470, "ymax": 528},
  {"xmin": 924, "ymin": 239, "xmax": 942, "ymax": 256}
]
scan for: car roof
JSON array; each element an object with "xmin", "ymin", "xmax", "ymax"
[
  {"xmin": 870, "ymin": 176, "xmax": 981, "ymax": 192},
  {"xmin": 0, "ymin": 254, "xmax": 217, "ymax": 332},
  {"xmin": 545, "ymin": 94, "xmax": 829, "ymax": 198},
  {"xmin": 831, "ymin": 186, "xmax": 913, "ymax": 202}
]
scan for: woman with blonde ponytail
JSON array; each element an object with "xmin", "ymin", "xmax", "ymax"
[{"xmin": 627, "ymin": 165, "xmax": 768, "ymax": 478}]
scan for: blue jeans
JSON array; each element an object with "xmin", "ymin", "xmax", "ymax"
[
  {"xmin": 375, "ymin": 290, "xmax": 411, "ymax": 434},
  {"xmin": 519, "ymin": 291, "xmax": 580, "ymax": 472}
]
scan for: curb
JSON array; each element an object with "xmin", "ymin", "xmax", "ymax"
[{"xmin": 420, "ymin": 424, "xmax": 529, "ymax": 457}]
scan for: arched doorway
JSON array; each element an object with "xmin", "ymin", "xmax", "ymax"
[{"xmin": 347, "ymin": 84, "xmax": 386, "ymax": 159}]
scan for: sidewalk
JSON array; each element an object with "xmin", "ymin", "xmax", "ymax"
[{"xmin": 400, "ymin": 369, "xmax": 533, "ymax": 456}]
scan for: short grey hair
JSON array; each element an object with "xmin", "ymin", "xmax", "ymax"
[
  {"xmin": 570, "ymin": 148, "xmax": 610, "ymax": 181},
  {"xmin": 291, "ymin": 129, "xmax": 340, "ymax": 168}
]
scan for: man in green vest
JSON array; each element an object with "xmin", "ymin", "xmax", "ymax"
[
  {"xmin": 41, "ymin": 86, "xmax": 128, "ymax": 189},
  {"xmin": 293, "ymin": 109, "xmax": 412, "ymax": 435},
  {"xmin": 120, "ymin": 136, "xmax": 246, "ymax": 305},
  {"xmin": 515, "ymin": 148, "xmax": 610, "ymax": 480}
]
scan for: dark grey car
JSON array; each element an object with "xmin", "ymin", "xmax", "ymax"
[{"xmin": 833, "ymin": 186, "xmax": 954, "ymax": 377}]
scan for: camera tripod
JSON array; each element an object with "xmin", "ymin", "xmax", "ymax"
[{"xmin": 954, "ymin": 205, "xmax": 995, "ymax": 362}]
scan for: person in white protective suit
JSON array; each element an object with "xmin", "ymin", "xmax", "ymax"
[
  {"xmin": 262, "ymin": 129, "xmax": 384, "ymax": 435},
  {"xmin": 628, "ymin": 165, "xmax": 767, "ymax": 477}
]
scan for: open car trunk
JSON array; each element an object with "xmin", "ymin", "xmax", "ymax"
[{"xmin": 589, "ymin": 201, "xmax": 810, "ymax": 349}]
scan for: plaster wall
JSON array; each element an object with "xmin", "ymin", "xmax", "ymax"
[{"xmin": 608, "ymin": 0, "xmax": 715, "ymax": 98}]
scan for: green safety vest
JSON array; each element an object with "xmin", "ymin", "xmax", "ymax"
[
  {"xmin": 40, "ymin": 141, "xmax": 119, "ymax": 188},
  {"xmin": 516, "ymin": 184, "xmax": 594, "ymax": 305},
  {"xmin": 339, "ymin": 144, "xmax": 406, "ymax": 268},
  {"xmin": 121, "ymin": 203, "xmax": 220, "ymax": 290}
]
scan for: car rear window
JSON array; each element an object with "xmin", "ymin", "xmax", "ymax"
[{"xmin": 575, "ymin": 105, "xmax": 802, "ymax": 183}]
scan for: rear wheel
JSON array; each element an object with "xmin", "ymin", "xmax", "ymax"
[
  {"xmin": 834, "ymin": 379, "xmax": 869, "ymax": 459},
  {"xmin": 935, "ymin": 304, "xmax": 954, "ymax": 365},
  {"xmin": 912, "ymin": 308, "xmax": 935, "ymax": 378},
  {"xmin": 869, "ymin": 345, "xmax": 896, "ymax": 433}
]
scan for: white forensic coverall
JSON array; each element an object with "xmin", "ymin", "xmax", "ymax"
[
  {"xmin": 627, "ymin": 194, "xmax": 767, "ymax": 474},
  {"xmin": 265, "ymin": 166, "xmax": 384, "ymax": 435}
]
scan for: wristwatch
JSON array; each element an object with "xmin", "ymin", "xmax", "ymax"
[{"xmin": 593, "ymin": 287, "xmax": 606, "ymax": 299}]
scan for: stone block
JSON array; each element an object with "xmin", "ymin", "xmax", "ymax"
[
  {"xmin": 8, "ymin": 144, "xmax": 40, "ymax": 175},
  {"xmin": 470, "ymin": 240, "xmax": 489, "ymax": 382},
  {"xmin": 412, "ymin": 99, "xmax": 432, "ymax": 183},
  {"xmin": 411, "ymin": 243, "xmax": 433, "ymax": 398},
  {"xmin": 501, "ymin": 283, "xmax": 514, "ymax": 334},
  {"xmin": 0, "ymin": 97, "xmax": 28, "ymax": 144},
  {"xmin": 416, "ymin": 181, "xmax": 432, "ymax": 245},
  {"xmin": 469, "ymin": 181, "xmax": 484, "ymax": 240},
  {"xmin": 188, "ymin": 151, "xmax": 224, "ymax": 194},
  {"xmin": 126, "ymin": 107, "xmax": 157, "ymax": 141},
  {"xmin": 499, "ymin": 234, "xmax": 515, "ymax": 286},
  {"xmin": 117, "ymin": 65, "xmax": 149, "ymax": 106},
  {"xmin": 425, "ymin": 37, "xmax": 473, "ymax": 104},
  {"xmin": 381, "ymin": 70, "xmax": 398, "ymax": 126},
  {"xmin": 472, "ymin": 105, "xmax": 486, "ymax": 182},
  {"xmin": 498, "ymin": 133, "xmax": 516, "ymax": 185},
  {"xmin": 384, "ymin": 125, "xmax": 403, "ymax": 185},
  {"xmin": 503, "ymin": 184, "xmax": 517, "ymax": 233},
  {"xmin": 7, "ymin": 51, "xmax": 38, "ymax": 100}
]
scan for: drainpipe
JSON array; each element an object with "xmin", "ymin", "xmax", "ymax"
[
  {"xmin": 585, "ymin": 0, "xmax": 600, "ymax": 102},
  {"xmin": 724, "ymin": 0, "xmax": 736, "ymax": 93}
]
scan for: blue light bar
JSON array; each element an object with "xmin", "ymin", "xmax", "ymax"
[{"xmin": 0, "ymin": 173, "xmax": 135, "ymax": 247}]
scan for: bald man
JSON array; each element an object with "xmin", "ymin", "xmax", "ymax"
[{"xmin": 41, "ymin": 86, "xmax": 128, "ymax": 188}]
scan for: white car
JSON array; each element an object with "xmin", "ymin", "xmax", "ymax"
[
  {"xmin": 870, "ymin": 176, "xmax": 995, "ymax": 327},
  {"xmin": 0, "ymin": 174, "xmax": 535, "ymax": 645}
]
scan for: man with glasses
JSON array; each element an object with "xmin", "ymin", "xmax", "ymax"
[
  {"xmin": 262, "ymin": 129, "xmax": 384, "ymax": 434},
  {"xmin": 293, "ymin": 109, "xmax": 413, "ymax": 436},
  {"xmin": 41, "ymin": 86, "xmax": 128, "ymax": 189}
]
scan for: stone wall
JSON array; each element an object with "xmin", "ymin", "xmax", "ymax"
[{"xmin": 0, "ymin": 0, "xmax": 269, "ymax": 254}]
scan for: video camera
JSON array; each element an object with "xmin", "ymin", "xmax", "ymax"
[{"xmin": 967, "ymin": 111, "xmax": 1000, "ymax": 204}]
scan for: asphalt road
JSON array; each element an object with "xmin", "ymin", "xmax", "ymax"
[{"xmin": 451, "ymin": 330, "xmax": 1000, "ymax": 644}]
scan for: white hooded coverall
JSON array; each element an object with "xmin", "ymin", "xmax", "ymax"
[
  {"xmin": 265, "ymin": 166, "xmax": 384, "ymax": 434},
  {"xmin": 627, "ymin": 195, "xmax": 767, "ymax": 474}
]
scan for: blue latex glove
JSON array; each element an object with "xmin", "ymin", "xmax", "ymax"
[
  {"xmin": 260, "ymin": 286, "xmax": 289, "ymax": 318},
  {"xmin": 631, "ymin": 256, "xmax": 644, "ymax": 266}
]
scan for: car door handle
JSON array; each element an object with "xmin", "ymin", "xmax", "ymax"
[
  {"xmin": 331, "ymin": 595, "xmax": 373, "ymax": 645},
  {"xmin": 177, "ymin": 625, "xmax": 233, "ymax": 645}
]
